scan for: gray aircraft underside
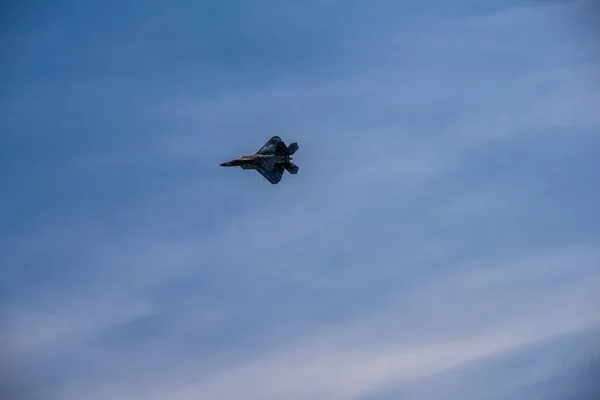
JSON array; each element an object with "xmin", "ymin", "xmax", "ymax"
[{"xmin": 220, "ymin": 136, "xmax": 299, "ymax": 184}]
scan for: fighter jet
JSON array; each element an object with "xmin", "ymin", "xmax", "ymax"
[{"xmin": 220, "ymin": 136, "xmax": 299, "ymax": 184}]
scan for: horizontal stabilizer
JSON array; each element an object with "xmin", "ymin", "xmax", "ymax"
[
  {"xmin": 287, "ymin": 142, "xmax": 299, "ymax": 154},
  {"xmin": 285, "ymin": 163, "xmax": 299, "ymax": 174}
]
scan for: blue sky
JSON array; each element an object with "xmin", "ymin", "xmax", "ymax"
[{"xmin": 2, "ymin": 1, "xmax": 600, "ymax": 399}]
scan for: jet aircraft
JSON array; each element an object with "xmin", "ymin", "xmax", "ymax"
[{"xmin": 220, "ymin": 136, "xmax": 299, "ymax": 184}]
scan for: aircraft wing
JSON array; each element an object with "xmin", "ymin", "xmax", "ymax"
[
  {"xmin": 257, "ymin": 136, "xmax": 289, "ymax": 155},
  {"xmin": 257, "ymin": 165, "xmax": 284, "ymax": 184}
]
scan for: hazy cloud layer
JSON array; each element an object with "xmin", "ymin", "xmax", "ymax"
[{"xmin": 2, "ymin": 1, "xmax": 599, "ymax": 399}]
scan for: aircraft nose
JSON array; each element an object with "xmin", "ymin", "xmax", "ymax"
[{"xmin": 220, "ymin": 159, "xmax": 238, "ymax": 166}]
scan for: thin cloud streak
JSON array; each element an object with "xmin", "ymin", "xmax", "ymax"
[{"xmin": 48, "ymin": 244, "xmax": 600, "ymax": 400}]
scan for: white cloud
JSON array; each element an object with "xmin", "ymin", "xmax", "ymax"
[
  {"xmin": 149, "ymin": 243, "xmax": 598, "ymax": 400},
  {"xmin": 5, "ymin": 297, "xmax": 156, "ymax": 356},
  {"xmin": 35, "ymin": 243, "xmax": 600, "ymax": 400},
  {"xmin": 163, "ymin": 318, "xmax": 597, "ymax": 400}
]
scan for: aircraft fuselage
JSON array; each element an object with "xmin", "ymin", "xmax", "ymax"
[{"xmin": 220, "ymin": 154, "xmax": 292, "ymax": 169}]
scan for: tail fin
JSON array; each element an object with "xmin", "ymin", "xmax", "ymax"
[
  {"xmin": 285, "ymin": 163, "xmax": 299, "ymax": 174},
  {"xmin": 287, "ymin": 142, "xmax": 299, "ymax": 155}
]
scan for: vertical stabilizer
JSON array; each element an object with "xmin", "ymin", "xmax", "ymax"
[{"xmin": 287, "ymin": 142, "xmax": 299, "ymax": 154}]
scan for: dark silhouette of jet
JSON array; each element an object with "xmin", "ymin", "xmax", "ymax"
[{"xmin": 220, "ymin": 136, "xmax": 299, "ymax": 184}]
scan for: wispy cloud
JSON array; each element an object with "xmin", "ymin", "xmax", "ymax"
[{"xmin": 36, "ymin": 245, "xmax": 599, "ymax": 400}]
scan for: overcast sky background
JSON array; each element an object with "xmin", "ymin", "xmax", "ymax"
[{"xmin": 2, "ymin": 1, "xmax": 600, "ymax": 399}]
